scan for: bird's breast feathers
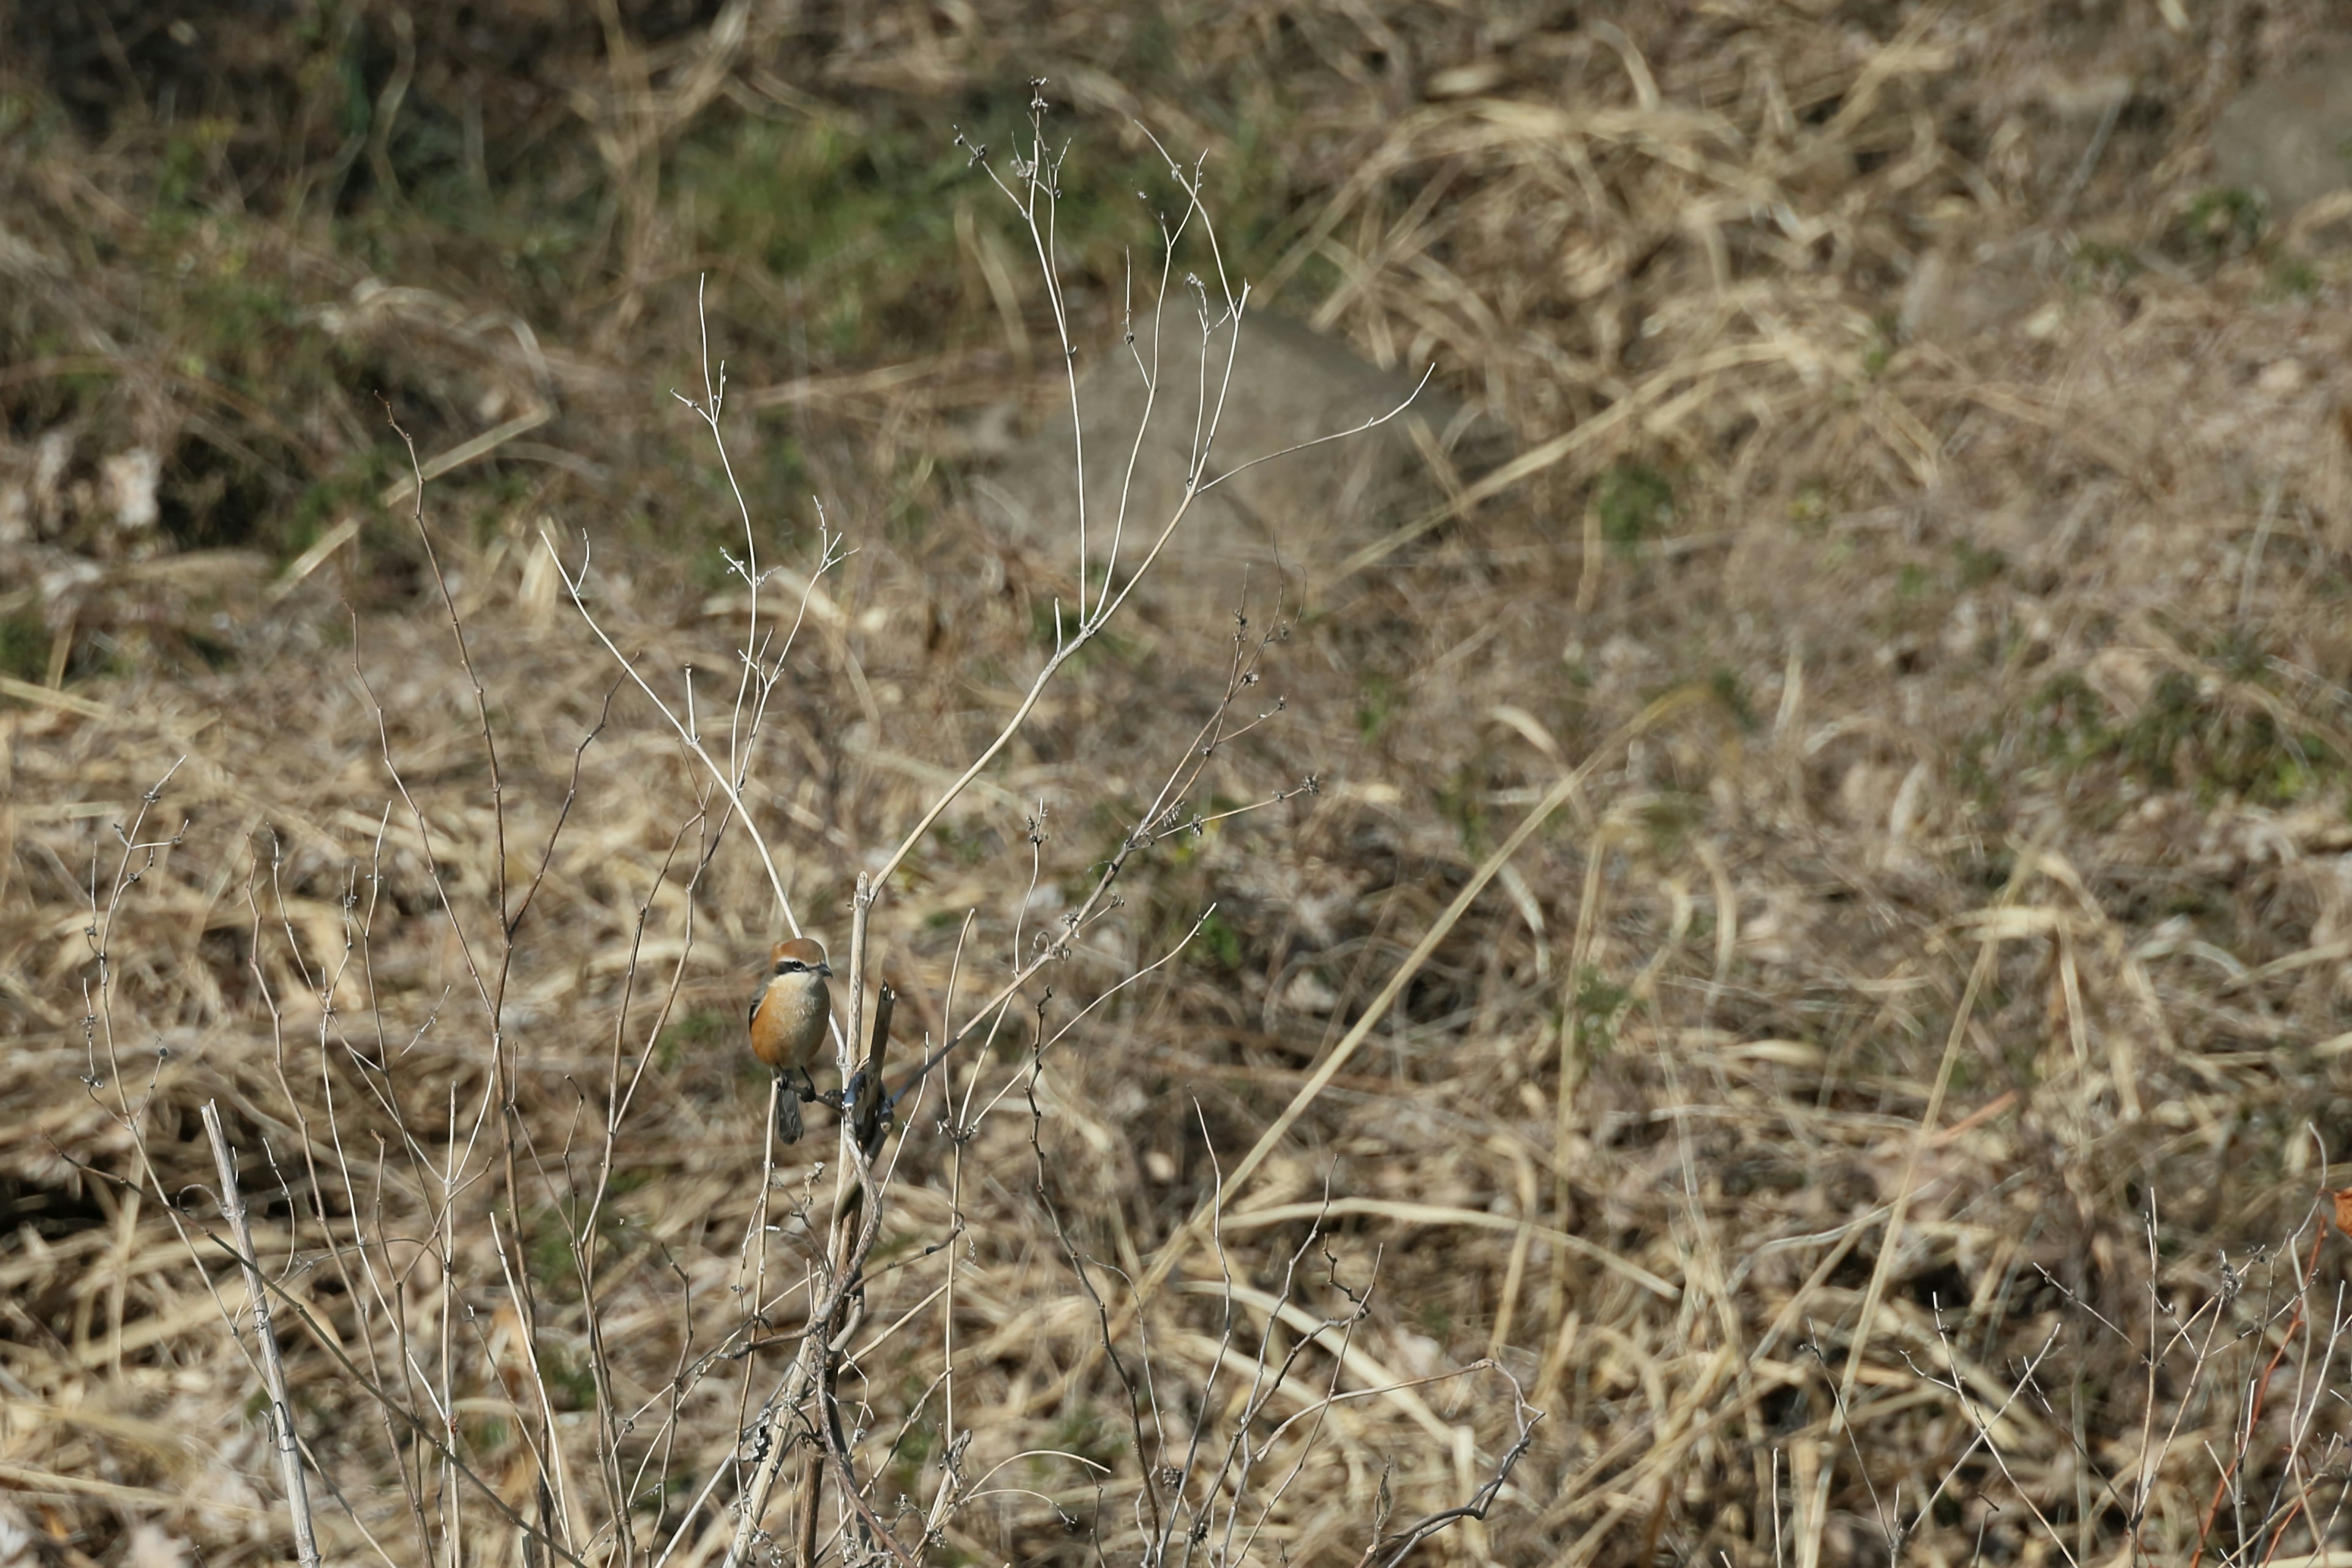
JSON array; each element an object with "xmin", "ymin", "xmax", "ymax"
[{"xmin": 750, "ymin": 976, "xmax": 831, "ymax": 1068}]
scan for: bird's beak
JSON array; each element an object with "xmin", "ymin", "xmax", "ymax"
[{"xmin": 816, "ymin": 961, "xmax": 834, "ymax": 978}]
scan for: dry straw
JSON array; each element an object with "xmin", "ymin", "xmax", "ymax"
[
  {"xmin": 13, "ymin": 86, "xmax": 1537, "ymax": 1568},
  {"xmin": 13, "ymin": 4, "xmax": 2352, "ymax": 1566}
]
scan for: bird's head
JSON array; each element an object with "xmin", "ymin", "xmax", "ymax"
[{"xmin": 770, "ymin": 936, "xmax": 832, "ymax": 979}]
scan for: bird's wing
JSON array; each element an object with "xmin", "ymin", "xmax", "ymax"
[{"xmin": 748, "ymin": 992, "xmax": 762, "ymax": 1028}]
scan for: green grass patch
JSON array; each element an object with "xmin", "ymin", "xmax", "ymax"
[
  {"xmin": 2067, "ymin": 241, "xmax": 2143, "ymax": 293},
  {"xmin": 2179, "ymin": 187, "xmax": 2266, "ymax": 260},
  {"xmin": 1594, "ymin": 462, "xmax": 1675, "ymax": 556},
  {"xmin": 1193, "ymin": 910, "xmax": 1243, "ymax": 970},
  {"xmin": 1570, "ymin": 964, "xmax": 1630, "ymax": 1062},
  {"xmin": 1640, "ymin": 791, "xmax": 1706, "ymax": 859},
  {"xmin": 1962, "ymin": 663, "xmax": 2341, "ymax": 816},
  {"xmin": 657, "ymin": 1008, "xmax": 729, "ymax": 1072},
  {"xmin": 1356, "ymin": 669, "xmax": 1402, "ymax": 742},
  {"xmin": 0, "ymin": 613, "xmax": 47, "ymax": 683}
]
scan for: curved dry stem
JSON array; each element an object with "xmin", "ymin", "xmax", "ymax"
[{"xmin": 543, "ymin": 528, "xmax": 837, "ymax": 935}]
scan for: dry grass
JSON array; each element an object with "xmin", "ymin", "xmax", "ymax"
[{"xmin": 12, "ymin": 2, "xmax": 2352, "ymax": 1565}]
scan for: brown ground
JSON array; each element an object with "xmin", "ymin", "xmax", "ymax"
[{"xmin": 8, "ymin": 3, "xmax": 2352, "ymax": 1566}]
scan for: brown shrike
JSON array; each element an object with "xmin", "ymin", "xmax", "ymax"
[{"xmin": 749, "ymin": 937, "xmax": 832, "ymax": 1143}]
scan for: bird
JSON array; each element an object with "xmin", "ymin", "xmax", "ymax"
[{"xmin": 749, "ymin": 936, "xmax": 833, "ymax": 1144}]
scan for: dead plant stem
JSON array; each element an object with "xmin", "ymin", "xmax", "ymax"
[{"xmin": 200, "ymin": 1100, "xmax": 323, "ymax": 1568}]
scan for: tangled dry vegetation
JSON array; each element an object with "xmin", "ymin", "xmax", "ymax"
[{"xmin": 13, "ymin": 2, "xmax": 2352, "ymax": 1565}]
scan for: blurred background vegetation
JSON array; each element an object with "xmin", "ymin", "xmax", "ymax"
[
  {"xmin": 16, "ymin": 1, "xmax": 2352, "ymax": 1564},
  {"xmin": 0, "ymin": 0, "xmax": 1337, "ymax": 631}
]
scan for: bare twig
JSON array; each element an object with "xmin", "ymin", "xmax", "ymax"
[{"xmin": 200, "ymin": 1101, "xmax": 323, "ymax": 1568}]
